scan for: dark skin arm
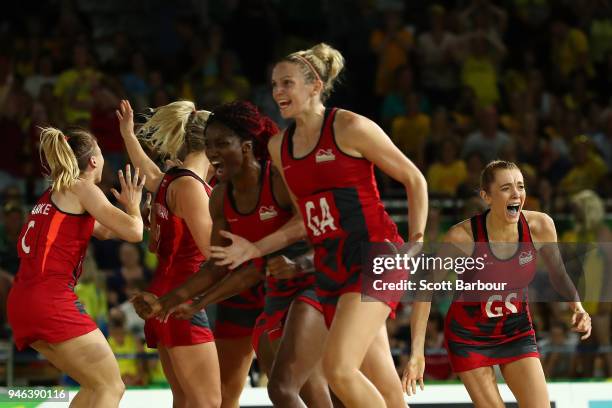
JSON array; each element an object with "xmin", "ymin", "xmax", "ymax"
[{"xmin": 132, "ymin": 184, "xmax": 233, "ymax": 319}]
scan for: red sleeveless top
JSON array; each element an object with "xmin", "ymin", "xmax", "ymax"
[
  {"xmin": 446, "ymin": 210, "xmax": 537, "ymax": 344},
  {"xmin": 280, "ymin": 107, "xmax": 399, "ymax": 245},
  {"xmin": 15, "ymin": 189, "xmax": 94, "ymax": 289},
  {"xmin": 148, "ymin": 168, "xmax": 212, "ymax": 295}
]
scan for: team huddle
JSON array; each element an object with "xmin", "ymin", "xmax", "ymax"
[{"xmin": 6, "ymin": 43, "xmax": 592, "ymax": 408}]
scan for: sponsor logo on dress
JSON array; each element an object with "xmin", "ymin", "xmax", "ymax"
[
  {"xmin": 519, "ymin": 250, "xmax": 534, "ymax": 266},
  {"xmin": 315, "ymin": 148, "xmax": 335, "ymax": 163},
  {"xmin": 259, "ymin": 206, "xmax": 278, "ymax": 221},
  {"xmin": 156, "ymin": 204, "xmax": 169, "ymax": 220}
]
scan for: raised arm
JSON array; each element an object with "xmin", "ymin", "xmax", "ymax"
[
  {"xmin": 116, "ymin": 99, "xmax": 164, "ymax": 192},
  {"xmin": 77, "ymin": 165, "xmax": 144, "ymax": 243}
]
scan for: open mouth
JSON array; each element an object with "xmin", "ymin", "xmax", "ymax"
[
  {"xmin": 211, "ymin": 160, "xmax": 224, "ymax": 178},
  {"xmin": 278, "ymin": 100, "xmax": 291, "ymax": 110},
  {"xmin": 506, "ymin": 204, "xmax": 520, "ymax": 217}
]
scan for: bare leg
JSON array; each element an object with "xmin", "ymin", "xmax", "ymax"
[
  {"xmin": 321, "ymin": 293, "xmax": 396, "ymax": 408},
  {"xmin": 457, "ymin": 366, "xmax": 504, "ymax": 408},
  {"xmin": 216, "ymin": 337, "xmax": 254, "ymax": 408},
  {"xmin": 31, "ymin": 329, "xmax": 125, "ymax": 408},
  {"xmin": 166, "ymin": 342, "xmax": 222, "ymax": 408},
  {"xmin": 500, "ymin": 357, "xmax": 550, "ymax": 408},
  {"xmin": 267, "ymin": 300, "xmax": 333, "ymax": 408},
  {"xmin": 359, "ymin": 325, "xmax": 405, "ymax": 408},
  {"xmin": 158, "ymin": 346, "xmax": 187, "ymax": 408}
]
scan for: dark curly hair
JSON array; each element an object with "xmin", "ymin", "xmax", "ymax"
[{"xmin": 206, "ymin": 101, "xmax": 280, "ymax": 160}]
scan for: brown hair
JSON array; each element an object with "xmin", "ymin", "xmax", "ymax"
[
  {"xmin": 281, "ymin": 43, "xmax": 345, "ymax": 101},
  {"xmin": 480, "ymin": 160, "xmax": 520, "ymax": 193},
  {"xmin": 39, "ymin": 127, "xmax": 98, "ymax": 192}
]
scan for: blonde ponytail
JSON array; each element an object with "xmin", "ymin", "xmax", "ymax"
[
  {"xmin": 39, "ymin": 127, "xmax": 81, "ymax": 192},
  {"xmin": 137, "ymin": 100, "xmax": 199, "ymax": 159},
  {"xmin": 286, "ymin": 42, "xmax": 345, "ymax": 101}
]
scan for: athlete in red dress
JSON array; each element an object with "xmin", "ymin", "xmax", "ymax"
[
  {"xmin": 146, "ymin": 102, "xmax": 331, "ymax": 408},
  {"xmin": 436, "ymin": 160, "xmax": 592, "ymax": 407},
  {"xmin": 213, "ymin": 44, "xmax": 430, "ymax": 407},
  {"xmin": 116, "ymin": 100, "xmax": 221, "ymax": 408},
  {"xmin": 8, "ymin": 127, "xmax": 144, "ymax": 408}
]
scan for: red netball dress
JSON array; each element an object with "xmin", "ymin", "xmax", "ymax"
[
  {"xmin": 8, "ymin": 189, "xmax": 96, "ymax": 350},
  {"xmin": 280, "ymin": 107, "xmax": 403, "ymax": 326},
  {"xmin": 144, "ymin": 167, "xmax": 214, "ymax": 348},
  {"xmin": 444, "ymin": 210, "xmax": 539, "ymax": 372},
  {"xmin": 217, "ymin": 160, "xmax": 320, "ymax": 348}
]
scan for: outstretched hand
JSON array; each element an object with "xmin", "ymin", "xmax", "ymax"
[{"xmin": 210, "ymin": 230, "xmax": 260, "ymax": 270}]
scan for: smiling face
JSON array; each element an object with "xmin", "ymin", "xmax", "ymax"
[
  {"xmin": 480, "ymin": 168, "xmax": 526, "ymax": 224},
  {"xmin": 271, "ymin": 61, "xmax": 320, "ymax": 119},
  {"xmin": 204, "ymin": 122, "xmax": 252, "ymax": 181}
]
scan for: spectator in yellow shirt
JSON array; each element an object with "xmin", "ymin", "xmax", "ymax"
[
  {"xmin": 551, "ymin": 14, "xmax": 594, "ymax": 81},
  {"xmin": 427, "ymin": 139, "xmax": 467, "ymax": 197},
  {"xmin": 54, "ymin": 44, "xmax": 101, "ymax": 126},
  {"xmin": 390, "ymin": 93, "xmax": 430, "ymax": 168},
  {"xmin": 370, "ymin": 5, "xmax": 413, "ymax": 96},
  {"xmin": 107, "ymin": 309, "xmax": 144, "ymax": 386},
  {"xmin": 559, "ymin": 135, "xmax": 607, "ymax": 195}
]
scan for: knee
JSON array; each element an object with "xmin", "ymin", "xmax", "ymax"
[
  {"xmin": 267, "ymin": 375, "xmax": 295, "ymax": 404},
  {"xmin": 110, "ymin": 380, "xmax": 126, "ymax": 399},
  {"xmin": 93, "ymin": 379, "xmax": 125, "ymax": 400},
  {"xmin": 190, "ymin": 392, "xmax": 221, "ymax": 408},
  {"xmin": 322, "ymin": 353, "xmax": 357, "ymax": 391}
]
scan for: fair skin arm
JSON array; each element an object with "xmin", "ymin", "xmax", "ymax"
[
  {"xmin": 331, "ymin": 111, "xmax": 429, "ymax": 394},
  {"xmin": 402, "ymin": 223, "xmax": 472, "ymax": 394},
  {"xmin": 75, "ymin": 165, "xmax": 144, "ymax": 243},
  {"xmin": 336, "ymin": 110, "xmax": 428, "ymax": 242},
  {"xmin": 210, "ymin": 163, "xmax": 307, "ymax": 269},
  {"xmin": 168, "ymin": 177, "xmax": 212, "ymax": 258},
  {"xmin": 93, "ymin": 191, "xmax": 152, "ymax": 239},
  {"xmin": 525, "ymin": 211, "xmax": 592, "ymax": 339},
  {"xmin": 116, "ymin": 99, "xmax": 164, "ymax": 192}
]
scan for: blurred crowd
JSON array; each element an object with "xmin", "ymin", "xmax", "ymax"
[{"xmin": 0, "ymin": 0, "xmax": 611, "ymax": 386}]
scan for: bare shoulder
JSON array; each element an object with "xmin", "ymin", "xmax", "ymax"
[
  {"xmin": 170, "ymin": 176, "xmax": 208, "ymax": 198},
  {"xmin": 445, "ymin": 219, "xmax": 473, "ymax": 244},
  {"xmin": 268, "ymin": 130, "xmax": 284, "ymax": 152},
  {"xmin": 334, "ymin": 109, "xmax": 374, "ymax": 132},
  {"xmin": 443, "ymin": 219, "xmax": 474, "ymax": 256},
  {"xmin": 523, "ymin": 210, "xmax": 556, "ymax": 242},
  {"xmin": 71, "ymin": 178, "xmax": 98, "ymax": 195}
]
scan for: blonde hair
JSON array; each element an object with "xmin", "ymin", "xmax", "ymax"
[
  {"xmin": 39, "ymin": 127, "xmax": 97, "ymax": 192},
  {"xmin": 137, "ymin": 101, "xmax": 211, "ymax": 159},
  {"xmin": 571, "ymin": 190, "xmax": 605, "ymax": 233},
  {"xmin": 284, "ymin": 43, "xmax": 345, "ymax": 101}
]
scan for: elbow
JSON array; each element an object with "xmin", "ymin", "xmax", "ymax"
[
  {"xmin": 126, "ymin": 230, "xmax": 143, "ymax": 243},
  {"xmin": 126, "ymin": 223, "xmax": 144, "ymax": 243},
  {"xmin": 404, "ymin": 171, "xmax": 428, "ymax": 196}
]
